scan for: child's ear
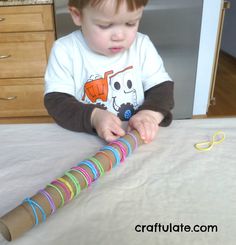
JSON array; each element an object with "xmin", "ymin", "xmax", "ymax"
[{"xmin": 69, "ymin": 6, "xmax": 82, "ymax": 26}]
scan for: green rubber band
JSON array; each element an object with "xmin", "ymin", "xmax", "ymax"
[
  {"xmin": 47, "ymin": 183, "xmax": 65, "ymax": 208},
  {"xmin": 70, "ymin": 169, "xmax": 88, "ymax": 188},
  {"xmin": 65, "ymin": 172, "xmax": 81, "ymax": 198},
  {"xmin": 89, "ymin": 157, "xmax": 105, "ymax": 177}
]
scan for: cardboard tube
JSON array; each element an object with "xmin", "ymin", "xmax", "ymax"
[{"xmin": 0, "ymin": 130, "xmax": 143, "ymax": 241}]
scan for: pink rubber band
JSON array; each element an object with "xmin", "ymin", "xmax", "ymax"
[
  {"xmin": 51, "ymin": 180, "xmax": 71, "ymax": 203},
  {"xmin": 109, "ymin": 141, "xmax": 127, "ymax": 162},
  {"xmin": 71, "ymin": 166, "xmax": 92, "ymax": 186}
]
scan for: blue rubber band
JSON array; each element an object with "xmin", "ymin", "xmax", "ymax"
[
  {"xmin": 78, "ymin": 160, "xmax": 98, "ymax": 180},
  {"xmin": 23, "ymin": 197, "xmax": 46, "ymax": 225},
  {"xmin": 101, "ymin": 145, "xmax": 120, "ymax": 167},
  {"xmin": 117, "ymin": 138, "xmax": 132, "ymax": 156}
]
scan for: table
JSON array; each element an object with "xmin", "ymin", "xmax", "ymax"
[{"xmin": 0, "ymin": 118, "xmax": 236, "ymax": 245}]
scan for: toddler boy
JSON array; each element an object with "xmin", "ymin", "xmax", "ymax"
[{"xmin": 44, "ymin": 0, "xmax": 174, "ymax": 143}]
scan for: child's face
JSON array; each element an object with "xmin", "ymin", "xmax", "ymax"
[{"xmin": 70, "ymin": 1, "xmax": 144, "ymax": 56}]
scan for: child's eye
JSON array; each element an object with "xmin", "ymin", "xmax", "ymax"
[
  {"xmin": 126, "ymin": 22, "xmax": 137, "ymax": 27},
  {"xmin": 98, "ymin": 24, "xmax": 112, "ymax": 29}
]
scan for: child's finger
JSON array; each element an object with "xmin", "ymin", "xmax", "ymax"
[
  {"xmin": 102, "ymin": 125, "xmax": 125, "ymax": 142},
  {"xmin": 111, "ymin": 123, "xmax": 126, "ymax": 137},
  {"xmin": 145, "ymin": 121, "xmax": 155, "ymax": 142},
  {"xmin": 132, "ymin": 121, "xmax": 146, "ymax": 141}
]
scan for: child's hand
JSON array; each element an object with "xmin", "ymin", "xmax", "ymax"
[
  {"xmin": 127, "ymin": 110, "xmax": 164, "ymax": 144},
  {"xmin": 91, "ymin": 108, "xmax": 125, "ymax": 142}
]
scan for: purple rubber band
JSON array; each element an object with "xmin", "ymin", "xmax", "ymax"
[
  {"xmin": 39, "ymin": 189, "xmax": 56, "ymax": 214},
  {"xmin": 126, "ymin": 132, "xmax": 138, "ymax": 150}
]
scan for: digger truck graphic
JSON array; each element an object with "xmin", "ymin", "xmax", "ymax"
[
  {"xmin": 82, "ymin": 70, "xmax": 113, "ymax": 103},
  {"xmin": 81, "ymin": 66, "xmax": 138, "ymax": 120}
]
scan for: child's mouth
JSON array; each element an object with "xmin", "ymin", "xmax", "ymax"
[{"xmin": 109, "ymin": 47, "xmax": 124, "ymax": 53}]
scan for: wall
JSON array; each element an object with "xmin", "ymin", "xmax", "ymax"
[
  {"xmin": 221, "ymin": 1, "xmax": 236, "ymax": 58},
  {"xmin": 193, "ymin": 0, "xmax": 223, "ymax": 115}
]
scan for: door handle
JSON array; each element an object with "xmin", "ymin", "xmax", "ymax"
[
  {"xmin": 0, "ymin": 54, "xmax": 11, "ymax": 59},
  {"xmin": 0, "ymin": 96, "xmax": 17, "ymax": 101}
]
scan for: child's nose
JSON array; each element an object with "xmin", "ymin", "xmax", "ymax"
[{"xmin": 111, "ymin": 28, "xmax": 125, "ymax": 41}]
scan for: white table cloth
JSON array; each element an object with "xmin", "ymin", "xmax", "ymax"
[{"xmin": 0, "ymin": 118, "xmax": 236, "ymax": 245}]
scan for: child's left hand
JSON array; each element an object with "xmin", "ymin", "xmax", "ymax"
[{"xmin": 127, "ymin": 110, "xmax": 164, "ymax": 144}]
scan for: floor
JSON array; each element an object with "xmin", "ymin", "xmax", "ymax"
[{"xmin": 207, "ymin": 51, "xmax": 236, "ymax": 117}]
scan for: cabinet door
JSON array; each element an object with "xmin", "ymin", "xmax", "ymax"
[
  {"xmin": 0, "ymin": 78, "xmax": 48, "ymax": 117},
  {"xmin": 0, "ymin": 32, "xmax": 54, "ymax": 78},
  {"xmin": 0, "ymin": 5, "xmax": 54, "ymax": 32}
]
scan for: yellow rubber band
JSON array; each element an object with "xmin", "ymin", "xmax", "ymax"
[
  {"xmin": 57, "ymin": 177, "xmax": 74, "ymax": 200},
  {"xmin": 65, "ymin": 172, "xmax": 81, "ymax": 198},
  {"xmin": 194, "ymin": 130, "xmax": 225, "ymax": 151}
]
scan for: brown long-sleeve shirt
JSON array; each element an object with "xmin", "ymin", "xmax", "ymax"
[{"xmin": 44, "ymin": 81, "xmax": 174, "ymax": 134}]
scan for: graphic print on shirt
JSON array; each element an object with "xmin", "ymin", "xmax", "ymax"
[
  {"xmin": 81, "ymin": 70, "xmax": 113, "ymax": 103},
  {"xmin": 82, "ymin": 66, "xmax": 138, "ymax": 120}
]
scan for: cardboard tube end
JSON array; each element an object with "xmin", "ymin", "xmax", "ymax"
[{"xmin": 0, "ymin": 219, "xmax": 12, "ymax": 241}]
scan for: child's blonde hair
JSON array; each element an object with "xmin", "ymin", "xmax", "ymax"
[{"xmin": 68, "ymin": 0, "xmax": 149, "ymax": 12}]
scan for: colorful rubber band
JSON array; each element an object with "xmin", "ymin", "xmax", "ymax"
[
  {"xmin": 70, "ymin": 168, "xmax": 89, "ymax": 188},
  {"xmin": 194, "ymin": 130, "xmax": 226, "ymax": 151},
  {"xmin": 57, "ymin": 177, "xmax": 74, "ymax": 200},
  {"xmin": 89, "ymin": 157, "xmax": 105, "ymax": 177},
  {"xmin": 47, "ymin": 183, "xmax": 65, "ymax": 208},
  {"xmin": 117, "ymin": 138, "xmax": 132, "ymax": 156},
  {"xmin": 51, "ymin": 179, "xmax": 71, "ymax": 203},
  {"xmin": 101, "ymin": 145, "xmax": 120, "ymax": 167},
  {"xmin": 109, "ymin": 141, "xmax": 127, "ymax": 162},
  {"xmin": 71, "ymin": 166, "xmax": 92, "ymax": 187},
  {"xmin": 23, "ymin": 197, "xmax": 46, "ymax": 225},
  {"xmin": 64, "ymin": 172, "xmax": 81, "ymax": 198},
  {"xmin": 78, "ymin": 160, "xmax": 99, "ymax": 181},
  {"xmin": 95, "ymin": 151, "xmax": 113, "ymax": 171},
  {"xmin": 126, "ymin": 132, "xmax": 138, "ymax": 150},
  {"xmin": 38, "ymin": 189, "xmax": 56, "ymax": 214}
]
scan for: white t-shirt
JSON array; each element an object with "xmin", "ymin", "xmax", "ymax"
[{"xmin": 45, "ymin": 30, "xmax": 171, "ymax": 120}]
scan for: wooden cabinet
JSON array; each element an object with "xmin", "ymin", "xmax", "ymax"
[{"xmin": 0, "ymin": 5, "xmax": 55, "ymax": 123}]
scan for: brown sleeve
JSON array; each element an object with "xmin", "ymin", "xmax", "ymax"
[
  {"xmin": 137, "ymin": 81, "xmax": 174, "ymax": 126},
  {"xmin": 44, "ymin": 92, "xmax": 105, "ymax": 134}
]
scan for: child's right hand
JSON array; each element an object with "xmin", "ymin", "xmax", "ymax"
[{"xmin": 91, "ymin": 108, "xmax": 125, "ymax": 142}]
